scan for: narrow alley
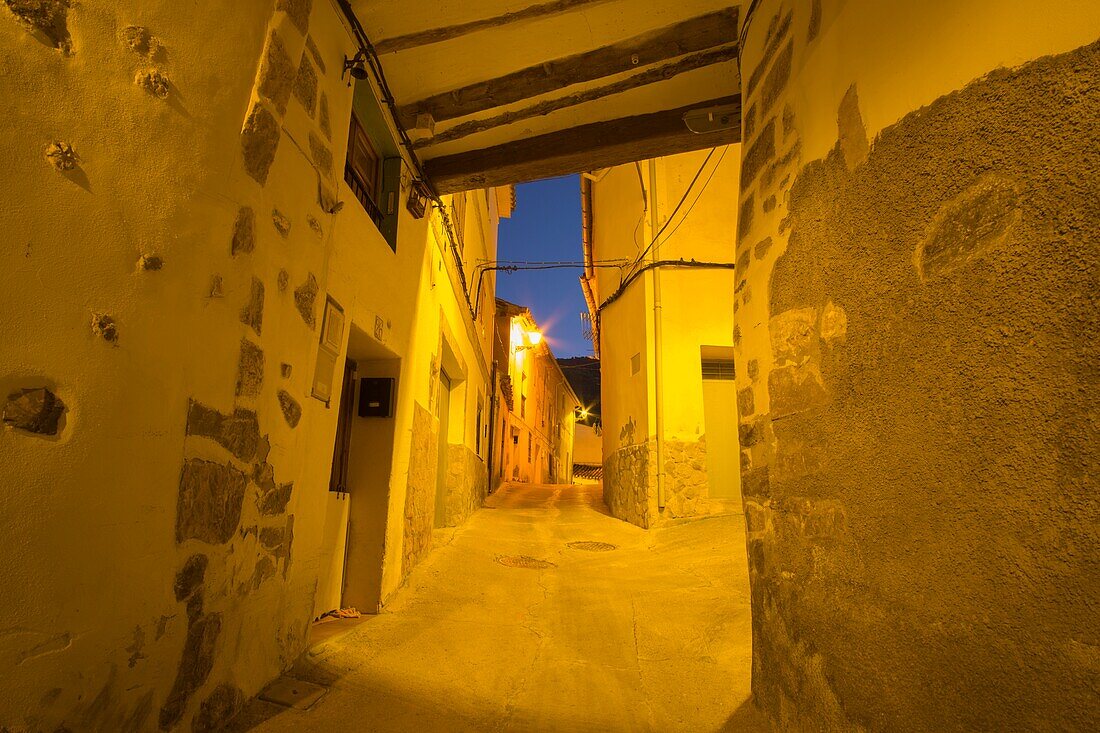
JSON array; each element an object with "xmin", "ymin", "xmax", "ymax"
[
  {"xmin": 234, "ymin": 482, "xmax": 763, "ymax": 733},
  {"xmin": 2, "ymin": 0, "xmax": 1098, "ymax": 730}
]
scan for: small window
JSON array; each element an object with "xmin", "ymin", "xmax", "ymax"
[
  {"xmin": 521, "ymin": 394, "xmax": 526, "ymax": 418},
  {"xmin": 701, "ymin": 358, "xmax": 736, "ymax": 380},
  {"xmin": 345, "ymin": 113, "xmax": 383, "ymax": 226}
]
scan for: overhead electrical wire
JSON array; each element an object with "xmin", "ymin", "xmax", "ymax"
[{"xmin": 628, "ymin": 145, "xmax": 726, "ymax": 275}]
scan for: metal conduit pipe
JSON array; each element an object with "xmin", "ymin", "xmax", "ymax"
[{"xmin": 649, "ymin": 159, "xmax": 666, "ymax": 512}]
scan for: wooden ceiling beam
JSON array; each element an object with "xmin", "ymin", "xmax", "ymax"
[
  {"xmin": 425, "ymin": 95, "xmax": 741, "ymax": 194},
  {"xmin": 374, "ymin": 0, "xmax": 616, "ymax": 55},
  {"xmin": 397, "ymin": 7, "xmax": 739, "ymax": 128},
  {"xmin": 417, "ymin": 45, "xmax": 739, "ymax": 149}
]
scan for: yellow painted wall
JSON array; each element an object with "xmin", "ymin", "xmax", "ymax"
[
  {"xmin": 0, "ymin": 1, "xmax": 499, "ymax": 728},
  {"xmin": 592, "ymin": 148, "xmax": 740, "ymax": 523}
]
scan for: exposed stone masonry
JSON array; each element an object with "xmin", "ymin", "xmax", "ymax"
[
  {"xmin": 402, "ymin": 403, "xmax": 438, "ymax": 580},
  {"xmin": 444, "ymin": 444, "xmax": 488, "ymax": 527}
]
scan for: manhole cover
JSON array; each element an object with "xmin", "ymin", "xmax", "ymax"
[
  {"xmin": 567, "ymin": 541, "xmax": 618, "ymax": 552},
  {"xmin": 497, "ymin": 555, "xmax": 556, "ymax": 569},
  {"xmin": 259, "ymin": 676, "xmax": 328, "ymax": 710}
]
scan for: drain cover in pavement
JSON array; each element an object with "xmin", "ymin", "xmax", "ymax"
[
  {"xmin": 567, "ymin": 541, "xmax": 618, "ymax": 552},
  {"xmin": 497, "ymin": 555, "xmax": 556, "ymax": 569},
  {"xmin": 259, "ymin": 676, "xmax": 328, "ymax": 710}
]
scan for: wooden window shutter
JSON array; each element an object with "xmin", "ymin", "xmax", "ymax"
[{"xmin": 379, "ymin": 157, "xmax": 402, "ymax": 251}]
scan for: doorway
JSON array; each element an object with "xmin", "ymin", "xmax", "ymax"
[
  {"xmin": 434, "ymin": 369, "xmax": 452, "ymax": 527},
  {"xmin": 314, "ymin": 324, "xmax": 400, "ymax": 623},
  {"xmin": 700, "ymin": 347, "xmax": 742, "ymax": 503}
]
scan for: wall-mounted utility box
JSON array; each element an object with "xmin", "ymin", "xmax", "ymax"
[{"xmin": 358, "ymin": 377, "xmax": 395, "ymax": 418}]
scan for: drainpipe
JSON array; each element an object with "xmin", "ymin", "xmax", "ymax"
[
  {"xmin": 487, "ymin": 359, "xmax": 498, "ymax": 494},
  {"xmin": 649, "ymin": 159, "xmax": 666, "ymax": 512}
]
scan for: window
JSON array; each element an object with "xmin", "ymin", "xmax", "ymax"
[
  {"xmin": 701, "ymin": 358, "xmax": 736, "ymax": 380},
  {"xmin": 521, "ymin": 394, "xmax": 526, "ymax": 419},
  {"xmin": 345, "ymin": 82, "xmax": 403, "ymax": 252},
  {"xmin": 345, "ymin": 112, "xmax": 383, "ymax": 226}
]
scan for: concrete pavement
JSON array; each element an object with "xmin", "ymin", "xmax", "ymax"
[{"xmin": 234, "ymin": 482, "xmax": 766, "ymax": 732}]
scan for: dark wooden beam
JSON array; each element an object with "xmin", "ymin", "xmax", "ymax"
[
  {"xmin": 397, "ymin": 8, "xmax": 739, "ymax": 128},
  {"xmin": 417, "ymin": 45, "xmax": 738, "ymax": 149},
  {"xmin": 425, "ymin": 96, "xmax": 741, "ymax": 194},
  {"xmin": 374, "ymin": 0, "xmax": 615, "ymax": 54}
]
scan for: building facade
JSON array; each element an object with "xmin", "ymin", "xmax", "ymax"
[
  {"xmin": 0, "ymin": 3, "xmax": 506, "ymax": 729},
  {"xmin": 582, "ymin": 149, "xmax": 742, "ymax": 528},
  {"xmin": 491, "ymin": 300, "xmax": 579, "ymax": 488}
]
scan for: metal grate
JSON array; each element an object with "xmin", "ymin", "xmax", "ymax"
[{"xmin": 701, "ymin": 358, "xmax": 736, "ymax": 380}]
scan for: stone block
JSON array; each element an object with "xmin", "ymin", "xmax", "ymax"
[
  {"xmin": 3, "ymin": 387, "xmax": 64, "ymax": 435},
  {"xmin": 319, "ymin": 92, "xmax": 332, "ymax": 140},
  {"xmin": 241, "ymin": 103, "xmax": 281, "ymax": 185},
  {"xmin": 257, "ymin": 30, "xmax": 295, "ymax": 115},
  {"xmin": 192, "ymin": 683, "xmax": 243, "ymax": 733},
  {"xmin": 747, "ymin": 359, "xmax": 760, "ymax": 382},
  {"xmin": 120, "ymin": 25, "xmax": 152, "ymax": 55},
  {"xmin": 91, "ymin": 313, "xmax": 118, "ymax": 343},
  {"xmin": 760, "ymin": 41, "xmax": 793, "ymax": 112},
  {"xmin": 308, "ymin": 131, "xmax": 332, "ymax": 178},
  {"xmin": 4, "ymin": 0, "xmax": 73, "ymax": 54},
  {"xmin": 231, "ymin": 206, "xmax": 255, "ymax": 256},
  {"xmin": 754, "ymin": 237, "xmax": 773, "ymax": 260},
  {"xmin": 738, "ymin": 387, "xmax": 755, "ymax": 417},
  {"xmin": 837, "ymin": 85, "xmax": 869, "ymax": 170},
  {"xmin": 918, "ymin": 174, "xmax": 1021, "ymax": 279},
  {"xmin": 158, "ymin": 612, "xmax": 222, "ymax": 730},
  {"xmin": 173, "ymin": 554, "xmax": 207, "ymax": 601},
  {"xmin": 305, "ymin": 34, "xmax": 325, "ymax": 73},
  {"xmin": 738, "ymin": 194, "xmax": 754, "ymax": 243},
  {"xmin": 277, "ymin": 269, "xmax": 289, "ymax": 292},
  {"xmin": 235, "ymin": 339, "xmax": 264, "ymax": 397},
  {"xmin": 294, "ymin": 273, "xmax": 318, "ymax": 328},
  {"xmin": 258, "ymin": 482, "xmax": 293, "ymax": 515},
  {"xmin": 44, "ymin": 140, "xmax": 77, "ymax": 170},
  {"xmin": 768, "ymin": 364, "xmax": 829, "ymax": 420},
  {"xmin": 293, "ymin": 55, "xmax": 318, "ymax": 117},
  {"xmin": 176, "ymin": 459, "xmax": 246, "ymax": 544},
  {"xmin": 135, "ymin": 68, "xmax": 170, "ymax": 99},
  {"xmin": 277, "ymin": 389, "xmax": 301, "ymax": 428},
  {"xmin": 742, "ymin": 466, "xmax": 770, "ymax": 499},
  {"xmin": 138, "ymin": 253, "xmax": 163, "ymax": 271},
  {"xmin": 741, "ymin": 119, "xmax": 776, "ymax": 191},
  {"xmin": 276, "ymin": 0, "xmax": 312, "ymax": 36},
  {"xmin": 186, "ymin": 400, "xmax": 260, "ymax": 462},
  {"xmin": 272, "ymin": 209, "xmax": 291, "ymax": 238},
  {"xmin": 770, "ymin": 307, "xmax": 818, "ymax": 366},
  {"xmin": 239, "ymin": 277, "xmax": 264, "ymax": 335}
]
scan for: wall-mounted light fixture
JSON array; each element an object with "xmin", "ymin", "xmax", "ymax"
[
  {"xmin": 406, "ymin": 179, "xmax": 430, "ymax": 219},
  {"xmin": 683, "ymin": 103, "xmax": 738, "ymax": 134},
  {"xmin": 342, "ymin": 51, "xmax": 369, "ymax": 82}
]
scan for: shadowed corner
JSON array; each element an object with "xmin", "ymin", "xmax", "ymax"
[{"xmin": 718, "ymin": 697, "xmax": 773, "ymax": 732}]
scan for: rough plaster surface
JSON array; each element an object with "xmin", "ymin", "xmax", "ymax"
[
  {"xmin": 443, "ymin": 443, "xmax": 488, "ymax": 527},
  {"xmin": 743, "ymin": 33, "xmax": 1100, "ymax": 731},
  {"xmin": 401, "ymin": 402, "xmax": 438, "ymax": 581}
]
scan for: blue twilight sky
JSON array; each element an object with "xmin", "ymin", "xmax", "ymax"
[{"xmin": 496, "ymin": 174, "xmax": 592, "ymax": 358}]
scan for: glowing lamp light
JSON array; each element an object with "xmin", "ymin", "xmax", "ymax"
[{"xmin": 525, "ymin": 329, "xmax": 543, "ymax": 346}]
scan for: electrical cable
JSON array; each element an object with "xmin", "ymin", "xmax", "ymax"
[
  {"xmin": 626, "ymin": 147, "xmax": 718, "ymax": 275},
  {"xmin": 651, "ymin": 145, "xmax": 730, "ymax": 248}
]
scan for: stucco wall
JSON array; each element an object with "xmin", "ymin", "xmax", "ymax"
[
  {"xmin": 594, "ymin": 152, "xmax": 740, "ymax": 527},
  {"xmin": 0, "ymin": 1, "xmax": 497, "ymax": 729},
  {"xmin": 736, "ymin": 1, "xmax": 1100, "ymax": 729}
]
